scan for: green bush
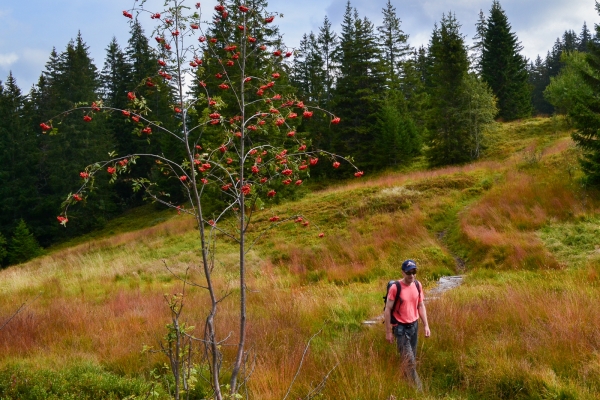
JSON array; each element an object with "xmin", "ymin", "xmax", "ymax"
[{"xmin": 0, "ymin": 362, "xmax": 168, "ymax": 399}]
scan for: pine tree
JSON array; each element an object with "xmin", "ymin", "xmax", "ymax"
[
  {"xmin": 330, "ymin": 2, "xmax": 385, "ymax": 170},
  {"xmin": 425, "ymin": 13, "xmax": 472, "ymax": 166},
  {"xmin": 377, "ymin": 0, "xmax": 410, "ymax": 89},
  {"xmin": 7, "ymin": 219, "xmax": 42, "ymax": 265},
  {"xmin": 481, "ymin": 0, "xmax": 531, "ymax": 120}
]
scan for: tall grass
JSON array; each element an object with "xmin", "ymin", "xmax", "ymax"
[{"xmin": 2, "ymin": 116, "xmax": 600, "ymax": 398}]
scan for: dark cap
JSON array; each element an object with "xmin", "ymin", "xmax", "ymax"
[{"xmin": 401, "ymin": 259, "xmax": 417, "ymax": 272}]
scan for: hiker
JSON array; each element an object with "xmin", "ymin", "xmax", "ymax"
[{"xmin": 384, "ymin": 259, "xmax": 430, "ymax": 390}]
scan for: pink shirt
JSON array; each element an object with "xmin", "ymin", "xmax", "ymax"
[{"xmin": 387, "ymin": 280, "xmax": 424, "ymax": 324}]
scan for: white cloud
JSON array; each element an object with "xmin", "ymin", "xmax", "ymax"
[
  {"xmin": 22, "ymin": 48, "xmax": 49, "ymax": 65},
  {"xmin": 0, "ymin": 53, "xmax": 18, "ymax": 67}
]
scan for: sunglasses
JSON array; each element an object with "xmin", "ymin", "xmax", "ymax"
[{"xmin": 405, "ymin": 269, "xmax": 417, "ymax": 275}]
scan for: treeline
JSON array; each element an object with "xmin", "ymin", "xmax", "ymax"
[
  {"xmin": 529, "ymin": 22, "xmax": 597, "ymax": 115},
  {"xmin": 0, "ymin": 0, "xmax": 590, "ymax": 266}
]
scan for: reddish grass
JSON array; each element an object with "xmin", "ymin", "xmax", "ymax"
[
  {"xmin": 270, "ymin": 209, "xmax": 434, "ymax": 282},
  {"xmin": 460, "ymin": 170, "xmax": 588, "ymax": 269}
]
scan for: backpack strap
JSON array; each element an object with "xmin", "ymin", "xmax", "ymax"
[{"xmin": 391, "ymin": 281, "xmax": 401, "ymax": 324}]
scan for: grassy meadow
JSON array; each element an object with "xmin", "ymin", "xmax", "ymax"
[{"xmin": 1, "ymin": 117, "xmax": 600, "ymax": 399}]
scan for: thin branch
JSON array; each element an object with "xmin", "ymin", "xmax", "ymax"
[
  {"xmin": 283, "ymin": 327, "xmax": 324, "ymax": 400},
  {"xmin": 0, "ymin": 292, "xmax": 42, "ymax": 331},
  {"xmin": 303, "ymin": 363, "xmax": 338, "ymax": 400},
  {"xmin": 162, "ymin": 261, "xmax": 208, "ymax": 290}
]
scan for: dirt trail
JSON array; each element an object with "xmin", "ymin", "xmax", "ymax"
[{"xmin": 362, "ymin": 275, "xmax": 464, "ymax": 325}]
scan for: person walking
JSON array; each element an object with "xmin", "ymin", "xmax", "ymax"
[{"xmin": 384, "ymin": 259, "xmax": 431, "ymax": 390}]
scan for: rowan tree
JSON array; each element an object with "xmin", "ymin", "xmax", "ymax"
[{"xmin": 41, "ymin": 1, "xmax": 357, "ymax": 398}]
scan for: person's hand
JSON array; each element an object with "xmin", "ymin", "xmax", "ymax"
[
  {"xmin": 424, "ymin": 326, "xmax": 431, "ymax": 338},
  {"xmin": 386, "ymin": 330, "xmax": 394, "ymax": 343}
]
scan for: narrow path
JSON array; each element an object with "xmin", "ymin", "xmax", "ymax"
[{"xmin": 362, "ymin": 275, "xmax": 464, "ymax": 325}]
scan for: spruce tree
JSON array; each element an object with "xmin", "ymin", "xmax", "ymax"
[
  {"xmin": 377, "ymin": 0, "xmax": 410, "ymax": 89},
  {"xmin": 425, "ymin": 13, "xmax": 471, "ymax": 166},
  {"xmin": 528, "ymin": 55, "xmax": 553, "ymax": 115},
  {"xmin": 470, "ymin": 9, "xmax": 487, "ymax": 75},
  {"xmin": 373, "ymin": 92, "xmax": 420, "ymax": 166},
  {"xmin": 579, "ymin": 22, "xmax": 592, "ymax": 52},
  {"xmin": 330, "ymin": 2, "xmax": 384, "ymax": 170},
  {"xmin": 292, "ymin": 32, "xmax": 325, "ymax": 104},
  {"xmin": 35, "ymin": 34, "xmax": 116, "ymax": 244},
  {"xmin": 0, "ymin": 74, "xmax": 40, "ymax": 241},
  {"xmin": 546, "ymin": 38, "xmax": 565, "ymax": 78},
  {"xmin": 7, "ymin": 219, "xmax": 42, "ymax": 265},
  {"xmin": 562, "ymin": 30, "xmax": 580, "ymax": 53},
  {"xmin": 317, "ymin": 16, "xmax": 338, "ymax": 107},
  {"xmin": 481, "ymin": 0, "xmax": 531, "ymax": 120},
  {"xmin": 568, "ymin": 6, "xmax": 600, "ymax": 186}
]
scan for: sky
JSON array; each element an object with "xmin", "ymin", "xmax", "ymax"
[{"xmin": 1, "ymin": 0, "xmax": 599, "ymax": 92}]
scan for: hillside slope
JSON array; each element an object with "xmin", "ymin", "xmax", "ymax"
[{"xmin": 1, "ymin": 117, "xmax": 599, "ymax": 399}]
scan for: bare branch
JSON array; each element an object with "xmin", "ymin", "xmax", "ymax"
[
  {"xmin": 283, "ymin": 327, "xmax": 324, "ymax": 400},
  {"xmin": 0, "ymin": 292, "xmax": 42, "ymax": 331}
]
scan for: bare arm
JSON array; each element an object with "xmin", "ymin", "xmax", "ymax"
[
  {"xmin": 417, "ymin": 301, "xmax": 431, "ymax": 337},
  {"xmin": 384, "ymin": 299, "xmax": 395, "ymax": 343}
]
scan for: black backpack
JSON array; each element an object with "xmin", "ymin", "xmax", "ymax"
[{"xmin": 383, "ymin": 280, "xmax": 421, "ymax": 324}]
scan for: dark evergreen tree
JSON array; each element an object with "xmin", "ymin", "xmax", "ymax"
[
  {"xmin": 317, "ymin": 16, "xmax": 338, "ymax": 106},
  {"xmin": 125, "ymin": 20, "xmax": 185, "ymax": 204},
  {"xmin": 34, "ymin": 33, "xmax": 116, "ymax": 245},
  {"xmin": 373, "ymin": 92, "xmax": 420, "ymax": 166},
  {"xmin": 569, "ymin": 5, "xmax": 600, "ymax": 187},
  {"xmin": 401, "ymin": 48, "xmax": 430, "ymax": 131},
  {"xmin": 481, "ymin": 0, "xmax": 531, "ymax": 120},
  {"xmin": 330, "ymin": 2, "xmax": 385, "ymax": 170},
  {"xmin": 562, "ymin": 30, "xmax": 580, "ymax": 53},
  {"xmin": 546, "ymin": 38, "xmax": 564, "ymax": 78},
  {"xmin": 425, "ymin": 13, "xmax": 472, "ymax": 166},
  {"xmin": 0, "ymin": 232, "xmax": 6, "ymax": 267},
  {"xmin": 470, "ymin": 9, "xmax": 487, "ymax": 75},
  {"xmin": 579, "ymin": 22, "xmax": 592, "ymax": 52},
  {"xmin": 7, "ymin": 219, "xmax": 42, "ymax": 265},
  {"xmin": 292, "ymin": 32, "xmax": 325, "ymax": 104},
  {"xmin": 528, "ymin": 55, "xmax": 553, "ymax": 115},
  {"xmin": 0, "ymin": 74, "xmax": 40, "ymax": 245},
  {"xmin": 377, "ymin": 0, "xmax": 410, "ymax": 89}
]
